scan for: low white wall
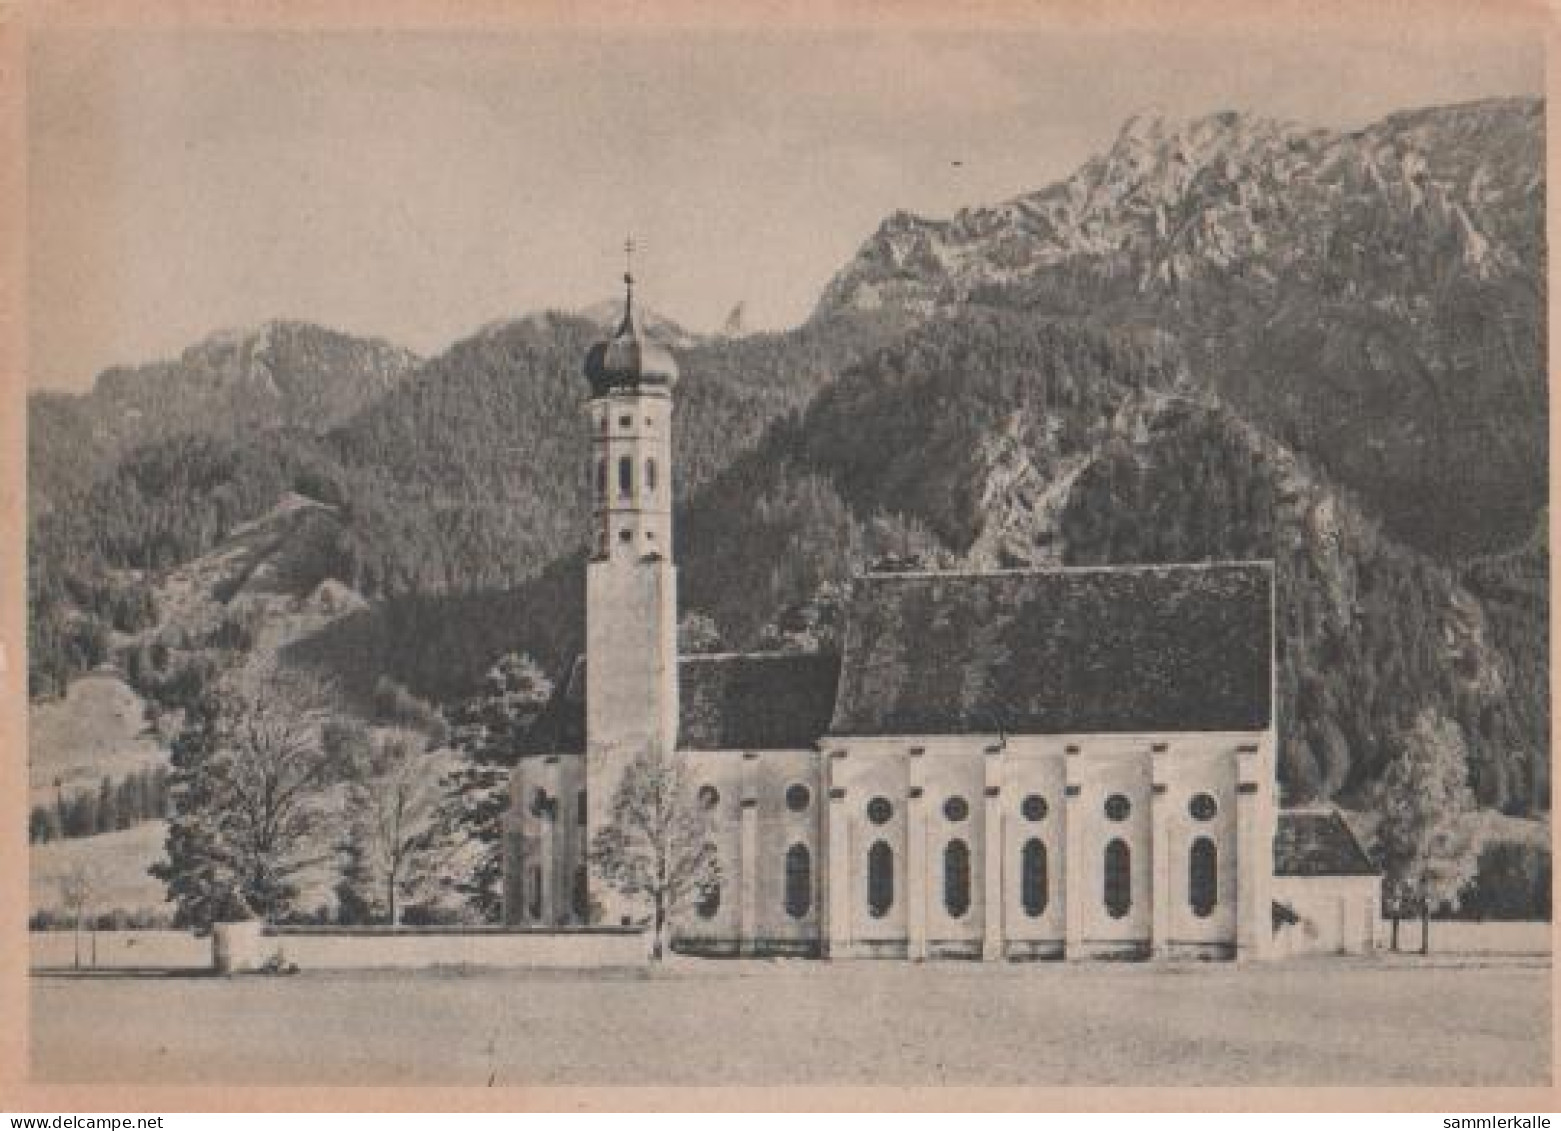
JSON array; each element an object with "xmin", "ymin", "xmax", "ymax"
[
  {"xmin": 30, "ymin": 929, "xmax": 209, "ymax": 970},
  {"xmin": 1272, "ymin": 875, "xmax": 1378, "ymax": 957},
  {"xmin": 1374, "ymin": 919, "xmax": 1552, "ymax": 956},
  {"xmin": 267, "ymin": 927, "xmax": 650, "ymax": 970}
]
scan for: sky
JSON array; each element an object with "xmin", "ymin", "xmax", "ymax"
[{"xmin": 27, "ymin": 20, "xmax": 1544, "ymax": 391}]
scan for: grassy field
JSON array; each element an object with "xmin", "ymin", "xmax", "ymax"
[
  {"xmin": 28, "ymin": 674, "xmax": 166, "ymax": 805},
  {"xmin": 30, "ymin": 957, "xmax": 1549, "ymax": 1087},
  {"xmin": 29, "ymin": 822, "xmax": 174, "ymax": 918}
]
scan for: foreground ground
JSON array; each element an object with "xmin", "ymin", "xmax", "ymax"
[{"xmin": 30, "ymin": 956, "xmax": 1549, "ymax": 1087}]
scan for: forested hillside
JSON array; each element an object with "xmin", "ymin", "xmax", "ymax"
[
  {"xmin": 283, "ymin": 306, "xmax": 1545, "ymax": 814},
  {"xmin": 27, "ymin": 97, "xmax": 1547, "ymax": 829},
  {"xmin": 27, "ymin": 310, "xmax": 898, "ymax": 696}
]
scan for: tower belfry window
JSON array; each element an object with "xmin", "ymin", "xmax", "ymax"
[
  {"xmin": 645, "ymin": 458, "xmax": 657, "ymax": 492},
  {"xmin": 618, "ymin": 456, "xmax": 633, "ymax": 496}
]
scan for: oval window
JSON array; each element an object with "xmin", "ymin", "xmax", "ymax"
[
  {"xmin": 1104, "ymin": 838, "xmax": 1132, "ymax": 918},
  {"xmin": 1104, "ymin": 793, "xmax": 1131, "ymax": 822},
  {"xmin": 1021, "ymin": 794, "xmax": 1048, "ymax": 821},
  {"xmin": 1189, "ymin": 793, "xmax": 1218, "ymax": 821},
  {"xmin": 1021, "ymin": 838, "xmax": 1048, "ymax": 917},
  {"xmin": 943, "ymin": 839, "xmax": 971, "ymax": 918},
  {"xmin": 786, "ymin": 784, "xmax": 811, "ymax": 813},
  {"xmin": 943, "ymin": 796, "xmax": 969, "ymax": 822},
  {"xmin": 867, "ymin": 840, "xmax": 894, "ymax": 918},
  {"xmin": 866, "ymin": 796, "xmax": 894, "ymax": 825},
  {"xmin": 784, "ymin": 843, "xmax": 811, "ymax": 919},
  {"xmin": 1190, "ymin": 837, "xmax": 1218, "ymax": 919}
]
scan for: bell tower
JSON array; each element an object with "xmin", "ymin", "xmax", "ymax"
[{"xmin": 582, "ymin": 258, "xmax": 680, "ymax": 912}]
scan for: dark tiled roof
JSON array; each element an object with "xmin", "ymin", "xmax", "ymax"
[
  {"xmin": 679, "ymin": 653, "xmax": 841, "ymax": 751},
  {"xmin": 519, "ymin": 652, "xmax": 840, "ymax": 755},
  {"xmin": 829, "ymin": 563, "xmax": 1273, "ymax": 737},
  {"xmin": 1274, "ymin": 811, "xmax": 1379, "ymax": 877}
]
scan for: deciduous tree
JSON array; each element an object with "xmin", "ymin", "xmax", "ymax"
[
  {"xmin": 588, "ymin": 744, "xmax": 718, "ymax": 959},
  {"xmin": 1367, "ymin": 708, "xmax": 1480, "ymax": 953},
  {"xmin": 153, "ymin": 665, "xmax": 345, "ymax": 925},
  {"xmin": 343, "ymin": 729, "xmax": 446, "ymax": 925}
]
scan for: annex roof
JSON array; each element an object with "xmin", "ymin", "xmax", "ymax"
[{"xmin": 1274, "ymin": 810, "xmax": 1380, "ymax": 877}]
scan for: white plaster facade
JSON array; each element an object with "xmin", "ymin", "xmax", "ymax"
[
  {"xmin": 501, "ymin": 278, "xmax": 1373, "ymax": 961},
  {"xmin": 507, "ymin": 730, "xmax": 1276, "ymax": 960}
]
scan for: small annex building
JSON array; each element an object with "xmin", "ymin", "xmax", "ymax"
[{"xmin": 502, "ymin": 275, "xmax": 1380, "ymax": 961}]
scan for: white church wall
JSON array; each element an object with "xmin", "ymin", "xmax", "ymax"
[
  {"xmin": 828, "ymin": 743, "xmax": 910, "ymax": 956},
  {"xmin": 1002, "ymin": 745, "xmax": 1068, "ymax": 957},
  {"xmin": 1066, "ymin": 741, "xmax": 1154, "ymax": 958},
  {"xmin": 1153, "ymin": 745, "xmax": 1239, "ymax": 957},
  {"xmin": 676, "ymin": 750, "xmax": 748, "ymax": 953},
  {"xmin": 917, "ymin": 743, "xmax": 988, "ymax": 957},
  {"xmin": 751, "ymin": 748, "xmax": 825, "ymax": 954}
]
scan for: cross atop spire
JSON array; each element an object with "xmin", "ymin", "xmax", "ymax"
[
  {"xmin": 585, "ymin": 235, "xmax": 678, "ymax": 394},
  {"xmin": 621, "ymin": 236, "xmax": 638, "ymax": 323}
]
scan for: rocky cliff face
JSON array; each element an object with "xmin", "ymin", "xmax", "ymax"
[
  {"xmin": 819, "ymin": 99, "xmax": 1541, "ymax": 318},
  {"xmin": 818, "ymin": 98, "xmax": 1546, "ymax": 563}
]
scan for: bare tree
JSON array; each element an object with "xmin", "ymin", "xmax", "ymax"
[
  {"xmin": 588, "ymin": 744, "xmax": 718, "ymax": 959},
  {"xmin": 57, "ymin": 862, "xmax": 100, "ymax": 969},
  {"xmin": 344, "ymin": 728, "xmax": 447, "ymax": 925}
]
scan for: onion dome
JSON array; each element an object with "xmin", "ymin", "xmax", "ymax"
[{"xmin": 584, "ymin": 272, "xmax": 679, "ymax": 397}]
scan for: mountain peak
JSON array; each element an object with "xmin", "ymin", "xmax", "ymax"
[
  {"xmin": 576, "ymin": 298, "xmax": 702, "ymax": 347},
  {"xmin": 816, "ymin": 97, "xmax": 1540, "ymax": 322}
]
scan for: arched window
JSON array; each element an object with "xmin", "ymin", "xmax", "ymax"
[
  {"xmin": 943, "ymin": 839, "xmax": 971, "ymax": 918},
  {"xmin": 1021, "ymin": 838, "xmax": 1048, "ymax": 917},
  {"xmin": 527, "ymin": 865, "xmax": 543, "ymax": 921},
  {"xmin": 618, "ymin": 456, "xmax": 633, "ymax": 496},
  {"xmin": 1189, "ymin": 837, "xmax": 1218, "ymax": 918},
  {"xmin": 1104, "ymin": 838, "xmax": 1131, "ymax": 919},
  {"xmin": 572, "ymin": 865, "xmax": 589, "ymax": 921},
  {"xmin": 645, "ymin": 457, "xmax": 658, "ymax": 492},
  {"xmin": 784, "ymin": 844, "xmax": 811, "ymax": 919},
  {"xmin": 867, "ymin": 840, "xmax": 894, "ymax": 918}
]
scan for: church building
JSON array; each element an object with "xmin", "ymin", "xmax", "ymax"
[{"xmin": 502, "ymin": 275, "xmax": 1377, "ymax": 961}]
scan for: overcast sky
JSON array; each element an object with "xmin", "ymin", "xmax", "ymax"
[{"xmin": 28, "ymin": 22, "xmax": 1543, "ymax": 391}]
